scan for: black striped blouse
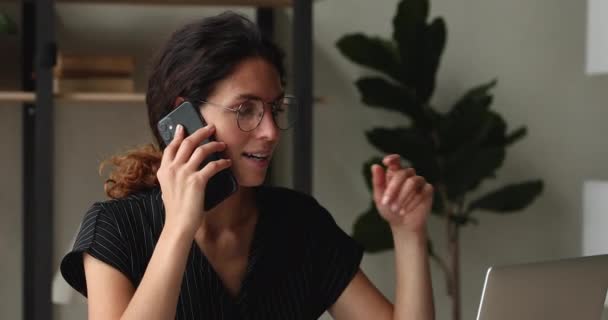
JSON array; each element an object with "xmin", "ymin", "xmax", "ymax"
[{"xmin": 60, "ymin": 185, "xmax": 363, "ymax": 319}]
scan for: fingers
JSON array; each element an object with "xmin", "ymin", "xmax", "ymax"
[
  {"xmin": 371, "ymin": 164, "xmax": 387, "ymax": 202},
  {"xmin": 174, "ymin": 124, "xmax": 216, "ymax": 164},
  {"xmin": 374, "ymin": 155, "xmax": 432, "ymax": 215},
  {"xmin": 186, "ymin": 141, "xmax": 228, "ymax": 171},
  {"xmin": 383, "ymin": 154, "xmax": 402, "ymax": 183},
  {"xmin": 378, "ymin": 164, "xmax": 430, "ymax": 215},
  {"xmin": 197, "ymin": 158, "xmax": 232, "ymax": 181},
  {"xmin": 380, "ymin": 169, "xmax": 409, "ymax": 209},
  {"xmin": 383, "ymin": 154, "xmax": 401, "ymax": 169},
  {"xmin": 400, "ymin": 183, "xmax": 434, "ymax": 215},
  {"xmin": 395, "ymin": 169, "xmax": 421, "ymax": 209},
  {"xmin": 161, "ymin": 124, "xmax": 185, "ymax": 166}
]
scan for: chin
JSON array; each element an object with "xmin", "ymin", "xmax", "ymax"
[
  {"xmin": 232, "ymin": 157, "xmax": 271, "ymax": 187},
  {"xmin": 234, "ymin": 173, "xmax": 267, "ymax": 187}
]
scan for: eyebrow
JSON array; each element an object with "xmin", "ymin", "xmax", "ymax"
[{"xmin": 233, "ymin": 91, "xmax": 285, "ymax": 103}]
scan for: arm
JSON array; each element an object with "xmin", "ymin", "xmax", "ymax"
[
  {"xmin": 392, "ymin": 228, "xmax": 434, "ymax": 320},
  {"xmin": 84, "ymin": 123, "xmax": 232, "ymax": 320},
  {"xmin": 328, "ymin": 269, "xmax": 392, "ymax": 319},
  {"xmin": 329, "ymin": 154, "xmax": 435, "ymax": 320},
  {"xmin": 84, "ymin": 225, "xmax": 193, "ymax": 320},
  {"xmin": 328, "ymin": 231, "xmax": 433, "ymax": 320}
]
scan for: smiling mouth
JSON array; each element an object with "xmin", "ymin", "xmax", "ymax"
[{"xmin": 242, "ymin": 152, "xmax": 270, "ymax": 161}]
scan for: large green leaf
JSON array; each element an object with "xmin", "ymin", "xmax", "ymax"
[
  {"xmin": 451, "ymin": 80, "xmax": 497, "ymax": 113},
  {"xmin": 444, "ymin": 146, "xmax": 505, "ymax": 199},
  {"xmin": 468, "ymin": 180, "xmax": 544, "ymax": 213},
  {"xmin": 439, "ymin": 80, "xmax": 497, "ymax": 153},
  {"xmin": 393, "ymin": 0, "xmax": 428, "ymax": 89},
  {"xmin": 352, "ymin": 203, "xmax": 393, "ymax": 253},
  {"xmin": 440, "ymin": 101, "xmax": 493, "ymax": 152},
  {"xmin": 488, "ymin": 126, "xmax": 527, "ymax": 148},
  {"xmin": 418, "ymin": 17, "xmax": 446, "ymax": 102},
  {"xmin": 365, "ymin": 127, "xmax": 432, "ymax": 157},
  {"xmin": 0, "ymin": 12, "xmax": 17, "ymax": 35},
  {"xmin": 503, "ymin": 126, "xmax": 527, "ymax": 146},
  {"xmin": 479, "ymin": 112, "xmax": 506, "ymax": 147},
  {"xmin": 479, "ymin": 115, "xmax": 528, "ymax": 149},
  {"xmin": 365, "ymin": 127, "xmax": 440, "ymax": 182},
  {"xmin": 336, "ymin": 34, "xmax": 403, "ymax": 82},
  {"xmin": 355, "ymin": 77, "xmax": 420, "ymax": 119},
  {"xmin": 363, "ymin": 156, "xmax": 384, "ymax": 191}
]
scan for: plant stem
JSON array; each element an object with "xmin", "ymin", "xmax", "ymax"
[
  {"xmin": 448, "ymin": 217, "xmax": 461, "ymax": 320},
  {"xmin": 436, "ymin": 184, "xmax": 453, "ymax": 296},
  {"xmin": 429, "ymin": 252, "xmax": 450, "ymax": 289}
]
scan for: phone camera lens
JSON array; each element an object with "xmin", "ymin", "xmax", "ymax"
[{"xmin": 161, "ymin": 130, "xmax": 172, "ymax": 142}]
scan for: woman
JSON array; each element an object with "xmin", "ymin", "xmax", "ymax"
[{"xmin": 60, "ymin": 11, "xmax": 435, "ymax": 320}]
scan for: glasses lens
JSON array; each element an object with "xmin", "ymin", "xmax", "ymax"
[
  {"xmin": 273, "ymin": 96, "xmax": 297, "ymax": 130},
  {"xmin": 237, "ymin": 100, "xmax": 264, "ymax": 131}
]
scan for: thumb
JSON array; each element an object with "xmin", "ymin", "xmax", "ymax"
[{"xmin": 371, "ymin": 164, "xmax": 386, "ymax": 204}]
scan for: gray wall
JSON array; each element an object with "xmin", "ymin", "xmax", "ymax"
[
  {"xmin": 311, "ymin": 0, "xmax": 608, "ymax": 319},
  {"xmin": 1, "ymin": 1, "xmax": 608, "ymax": 319}
]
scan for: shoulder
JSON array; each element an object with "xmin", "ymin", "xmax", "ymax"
[
  {"xmin": 94, "ymin": 187, "xmax": 162, "ymax": 217},
  {"xmin": 88, "ymin": 187, "xmax": 163, "ymax": 233},
  {"xmin": 60, "ymin": 187, "xmax": 163, "ymax": 296},
  {"xmin": 256, "ymin": 185, "xmax": 318, "ymax": 206},
  {"xmin": 82, "ymin": 186, "xmax": 164, "ymax": 252},
  {"xmin": 74, "ymin": 186, "xmax": 162, "ymax": 251},
  {"xmin": 254, "ymin": 186, "xmax": 345, "ymax": 248},
  {"xmin": 255, "ymin": 185, "xmax": 334, "ymax": 224}
]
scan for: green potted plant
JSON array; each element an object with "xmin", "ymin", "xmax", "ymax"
[{"xmin": 336, "ymin": 0, "xmax": 544, "ymax": 319}]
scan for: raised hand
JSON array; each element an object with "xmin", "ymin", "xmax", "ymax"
[
  {"xmin": 156, "ymin": 124, "xmax": 232, "ymax": 235},
  {"xmin": 371, "ymin": 154, "xmax": 434, "ymax": 233}
]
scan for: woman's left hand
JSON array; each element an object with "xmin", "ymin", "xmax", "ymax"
[{"xmin": 371, "ymin": 154, "xmax": 434, "ymax": 234}]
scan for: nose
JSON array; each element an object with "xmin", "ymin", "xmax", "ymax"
[{"xmin": 255, "ymin": 105, "xmax": 280, "ymax": 142}]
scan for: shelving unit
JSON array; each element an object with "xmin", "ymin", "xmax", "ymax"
[
  {"xmin": 0, "ymin": 90, "xmax": 146, "ymax": 103},
  {"xmin": 56, "ymin": 0, "xmax": 291, "ymax": 6},
  {"xmin": 0, "ymin": 0, "xmax": 291, "ymax": 105},
  {"xmin": 8, "ymin": 0, "xmax": 313, "ymax": 319}
]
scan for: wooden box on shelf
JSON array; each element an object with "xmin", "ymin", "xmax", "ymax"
[
  {"xmin": 52, "ymin": 51, "xmax": 136, "ymax": 95},
  {"xmin": 54, "ymin": 51, "xmax": 135, "ymax": 78},
  {"xmin": 53, "ymin": 77, "xmax": 135, "ymax": 94}
]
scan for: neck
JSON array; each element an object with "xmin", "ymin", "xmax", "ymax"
[{"xmin": 200, "ymin": 186, "xmax": 257, "ymax": 236}]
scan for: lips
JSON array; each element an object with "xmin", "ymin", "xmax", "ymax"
[{"xmin": 242, "ymin": 152, "xmax": 270, "ymax": 160}]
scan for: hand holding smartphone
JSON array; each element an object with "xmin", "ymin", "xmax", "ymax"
[{"xmin": 157, "ymin": 101, "xmax": 238, "ymax": 211}]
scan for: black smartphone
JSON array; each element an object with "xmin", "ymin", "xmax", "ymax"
[{"xmin": 157, "ymin": 101, "xmax": 238, "ymax": 211}]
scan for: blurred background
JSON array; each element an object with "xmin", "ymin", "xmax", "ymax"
[{"xmin": 1, "ymin": 0, "xmax": 608, "ymax": 319}]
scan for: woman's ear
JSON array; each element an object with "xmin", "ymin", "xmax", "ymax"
[{"xmin": 173, "ymin": 96, "xmax": 185, "ymax": 108}]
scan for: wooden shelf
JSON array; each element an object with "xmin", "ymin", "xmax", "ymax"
[
  {"xmin": 0, "ymin": 90, "xmax": 327, "ymax": 105},
  {"xmin": 0, "ymin": 91, "xmax": 145, "ymax": 104},
  {"xmin": 53, "ymin": 0, "xmax": 292, "ymax": 7}
]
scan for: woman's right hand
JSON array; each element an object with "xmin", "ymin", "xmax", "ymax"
[{"xmin": 156, "ymin": 124, "xmax": 232, "ymax": 236}]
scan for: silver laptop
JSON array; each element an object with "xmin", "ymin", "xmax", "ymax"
[{"xmin": 476, "ymin": 254, "xmax": 608, "ymax": 320}]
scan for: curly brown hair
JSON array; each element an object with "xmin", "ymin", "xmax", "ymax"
[
  {"xmin": 99, "ymin": 144, "xmax": 162, "ymax": 199},
  {"xmin": 100, "ymin": 12, "xmax": 285, "ymax": 199}
]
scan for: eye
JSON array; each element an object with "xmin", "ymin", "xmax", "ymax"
[{"xmin": 239, "ymin": 100, "xmax": 256, "ymax": 114}]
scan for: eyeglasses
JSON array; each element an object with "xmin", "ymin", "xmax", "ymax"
[{"xmin": 198, "ymin": 95, "xmax": 298, "ymax": 132}]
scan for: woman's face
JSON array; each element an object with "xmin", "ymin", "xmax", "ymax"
[{"xmin": 199, "ymin": 57, "xmax": 283, "ymax": 187}]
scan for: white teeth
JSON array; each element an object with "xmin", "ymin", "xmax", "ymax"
[
  {"xmin": 244, "ymin": 152, "xmax": 268, "ymax": 157},
  {"xmin": 244, "ymin": 152, "xmax": 269, "ymax": 160}
]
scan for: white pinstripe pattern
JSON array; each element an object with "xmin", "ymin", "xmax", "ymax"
[{"xmin": 60, "ymin": 186, "xmax": 363, "ymax": 319}]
